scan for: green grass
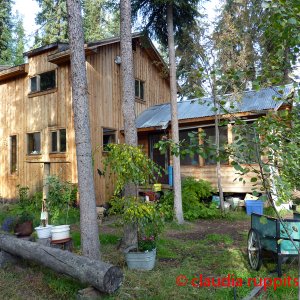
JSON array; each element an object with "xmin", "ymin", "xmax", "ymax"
[{"xmin": 0, "ymin": 207, "xmax": 299, "ymax": 299}]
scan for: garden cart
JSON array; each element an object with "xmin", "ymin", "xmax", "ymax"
[{"xmin": 247, "ymin": 213, "xmax": 300, "ymax": 277}]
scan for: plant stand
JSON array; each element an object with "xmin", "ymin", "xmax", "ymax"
[
  {"xmin": 50, "ymin": 237, "xmax": 73, "ymax": 251},
  {"xmin": 125, "ymin": 248, "xmax": 156, "ymax": 270}
]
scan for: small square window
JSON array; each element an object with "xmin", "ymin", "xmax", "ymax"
[
  {"xmin": 28, "ymin": 132, "xmax": 41, "ymax": 155},
  {"xmin": 51, "ymin": 129, "xmax": 66, "ymax": 153},
  {"xmin": 135, "ymin": 79, "xmax": 145, "ymax": 101},
  {"xmin": 103, "ymin": 128, "xmax": 116, "ymax": 151}
]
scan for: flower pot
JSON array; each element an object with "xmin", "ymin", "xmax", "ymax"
[
  {"xmin": 14, "ymin": 221, "xmax": 33, "ymax": 237},
  {"xmin": 125, "ymin": 248, "xmax": 156, "ymax": 270},
  {"xmin": 51, "ymin": 225, "xmax": 70, "ymax": 241},
  {"xmin": 153, "ymin": 184, "xmax": 162, "ymax": 192},
  {"xmin": 35, "ymin": 225, "xmax": 53, "ymax": 239}
]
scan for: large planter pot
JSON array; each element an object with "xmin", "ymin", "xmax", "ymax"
[
  {"xmin": 14, "ymin": 221, "xmax": 33, "ymax": 237},
  {"xmin": 125, "ymin": 248, "xmax": 156, "ymax": 271},
  {"xmin": 35, "ymin": 225, "xmax": 54, "ymax": 239},
  {"xmin": 51, "ymin": 225, "xmax": 70, "ymax": 241}
]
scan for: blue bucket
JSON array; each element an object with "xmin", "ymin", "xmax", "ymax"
[{"xmin": 245, "ymin": 200, "xmax": 263, "ymax": 215}]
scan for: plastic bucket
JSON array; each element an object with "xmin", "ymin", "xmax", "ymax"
[
  {"xmin": 51, "ymin": 225, "xmax": 70, "ymax": 241},
  {"xmin": 35, "ymin": 225, "xmax": 53, "ymax": 239},
  {"xmin": 245, "ymin": 200, "xmax": 264, "ymax": 215}
]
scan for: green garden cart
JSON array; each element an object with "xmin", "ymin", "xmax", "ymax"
[{"xmin": 247, "ymin": 213, "xmax": 300, "ymax": 277}]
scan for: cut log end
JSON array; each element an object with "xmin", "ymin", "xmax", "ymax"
[{"xmin": 103, "ymin": 266, "xmax": 124, "ymax": 293}]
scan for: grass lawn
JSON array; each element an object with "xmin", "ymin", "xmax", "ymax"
[{"xmin": 0, "ymin": 207, "xmax": 299, "ymax": 299}]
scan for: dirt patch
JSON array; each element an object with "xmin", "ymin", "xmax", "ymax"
[{"xmin": 166, "ymin": 219, "xmax": 250, "ymax": 243}]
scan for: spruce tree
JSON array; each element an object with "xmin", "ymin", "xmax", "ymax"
[{"xmin": 0, "ymin": 0, "xmax": 13, "ymax": 65}]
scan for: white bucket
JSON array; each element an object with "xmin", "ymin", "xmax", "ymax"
[
  {"xmin": 51, "ymin": 225, "xmax": 70, "ymax": 241},
  {"xmin": 35, "ymin": 225, "xmax": 54, "ymax": 239}
]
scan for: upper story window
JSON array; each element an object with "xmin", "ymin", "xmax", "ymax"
[
  {"xmin": 27, "ymin": 132, "xmax": 41, "ymax": 155},
  {"xmin": 51, "ymin": 129, "xmax": 66, "ymax": 153},
  {"xmin": 30, "ymin": 70, "xmax": 56, "ymax": 93},
  {"xmin": 135, "ymin": 79, "xmax": 145, "ymax": 101}
]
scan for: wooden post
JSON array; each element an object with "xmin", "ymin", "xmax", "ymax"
[{"xmin": 42, "ymin": 162, "xmax": 50, "ymax": 226}]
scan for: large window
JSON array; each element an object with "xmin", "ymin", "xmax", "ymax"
[
  {"xmin": 30, "ymin": 70, "xmax": 56, "ymax": 93},
  {"xmin": 179, "ymin": 130, "xmax": 199, "ymax": 166},
  {"xmin": 103, "ymin": 128, "xmax": 116, "ymax": 151},
  {"xmin": 51, "ymin": 129, "xmax": 66, "ymax": 153},
  {"xmin": 27, "ymin": 132, "xmax": 41, "ymax": 155},
  {"xmin": 135, "ymin": 79, "xmax": 145, "ymax": 101},
  {"xmin": 232, "ymin": 122, "xmax": 257, "ymax": 164},
  {"xmin": 203, "ymin": 126, "xmax": 228, "ymax": 165},
  {"xmin": 10, "ymin": 135, "xmax": 17, "ymax": 173}
]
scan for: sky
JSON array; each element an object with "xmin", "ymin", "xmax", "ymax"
[
  {"xmin": 13, "ymin": 0, "xmax": 39, "ymax": 43},
  {"xmin": 13, "ymin": 0, "xmax": 221, "ymax": 49}
]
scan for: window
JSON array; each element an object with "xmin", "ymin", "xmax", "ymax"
[
  {"xmin": 10, "ymin": 135, "xmax": 17, "ymax": 173},
  {"xmin": 51, "ymin": 129, "xmax": 66, "ymax": 153},
  {"xmin": 203, "ymin": 126, "xmax": 228, "ymax": 165},
  {"xmin": 135, "ymin": 79, "xmax": 145, "ymax": 101},
  {"xmin": 30, "ymin": 70, "xmax": 56, "ymax": 93},
  {"xmin": 179, "ymin": 130, "xmax": 199, "ymax": 166},
  {"xmin": 232, "ymin": 122, "xmax": 257, "ymax": 164},
  {"xmin": 103, "ymin": 128, "xmax": 116, "ymax": 150},
  {"xmin": 27, "ymin": 132, "xmax": 41, "ymax": 155}
]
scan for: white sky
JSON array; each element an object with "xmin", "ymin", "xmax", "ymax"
[
  {"xmin": 13, "ymin": 0, "xmax": 221, "ymax": 49},
  {"xmin": 13, "ymin": 0, "xmax": 39, "ymax": 43}
]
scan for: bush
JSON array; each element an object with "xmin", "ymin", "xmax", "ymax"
[{"xmin": 159, "ymin": 177, "xmax": 218, "ymax": 221}]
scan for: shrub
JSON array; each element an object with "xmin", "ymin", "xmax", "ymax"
[
  {"xmin": 46, "ymin": 175, "xmax": 78, "ymax": 225},
  {"xmin": 159, "ymin": 177, "xmax": 218, "ymax": 221}
]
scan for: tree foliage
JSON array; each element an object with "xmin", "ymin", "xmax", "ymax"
[
  {"xmin": 0, "ymin": 0, "xmax": 13, "ymax": 64},
  {"xmin": 131, "ymin": 0, "xmax": 205, "ymax": 98},
  {"xmin": 214, "ymin": 0, "xmax": 300, "ymax": 89}
]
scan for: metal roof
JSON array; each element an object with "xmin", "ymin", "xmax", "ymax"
[{"xmin": 136, "ymin": 85, "xmax": 294, "ymax": 129}]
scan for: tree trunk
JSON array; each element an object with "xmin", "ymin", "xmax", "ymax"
[
  {"xmin": 0, "ymin": 234, "xmax": 123, "ymax": 294},
  {"xmin": 212, "ymin": 79, "xmax": 225, "ymax": 212},
  {"xmin": 66, "ymin": 0, "xmax": 100, "ymax": 260},
  {"xmin": 167, "ymin": 4, "xmax": 184, "ymax": 224},
  {"xmin": 120, "ymin": 0, "xmax": 138, "ymax": 248}
]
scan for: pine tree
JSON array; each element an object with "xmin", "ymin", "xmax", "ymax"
[
  {"xmin": 132, "ymin": 0, "xmax": 202, "ymax": 224},
  {"xmin": 35, "ymin": 0, "xmax": 68, "ymax": 46},
  {"xmin": 0, "ymin": 0, "xmax": 13, "ymax": 65},
  {"xmin": 12, "ymin": 12, "xmax": 26, "ymax": 66},
  {"xmin": 83, "ymin": 0, "xmax": 119, "ymax": 42}
]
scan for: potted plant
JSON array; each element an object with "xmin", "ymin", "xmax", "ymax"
[
  {"xmin": 45, "ymin": 175, "xmax": 76, "ymax": 241},
  {"xmin": 14, "ymin": 212, "xmax": 34, "ymax": 237},
  {"xmin": 121, "ymin": 197, "xmax": 164, "ymax": 270}
]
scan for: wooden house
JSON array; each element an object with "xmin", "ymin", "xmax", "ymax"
[
  {"xmin": 136, "ymin": 86, "xmax": 293, "ymax": 193},
  {"xmin": 0, "ymin": 33, "xmax": 170, "ymax": 204}
]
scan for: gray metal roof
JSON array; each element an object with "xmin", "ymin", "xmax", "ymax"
[{"xmin": 136, "ymin": 85, "xmax": 294, "ymax": 129}]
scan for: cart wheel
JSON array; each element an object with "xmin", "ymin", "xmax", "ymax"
[{"xmin": 247, "ymin": 229, "xmax": 262, "ymax": 271}]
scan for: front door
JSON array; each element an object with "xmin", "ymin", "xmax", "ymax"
[{"xmin": 149, "ymin": 133, "xmax": 169, "ymax": 184}]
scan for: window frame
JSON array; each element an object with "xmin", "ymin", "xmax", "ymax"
[
  {"xmin": 179, "ymin": 129, "xmax": 200, "ymax": 166},
  {"xmin": 102, "ymin": 127, "xmax": 117, "ymax": 151},
  {"xmin": 9, "ymin": 135, "xmax": 18, "ymax": 174},
  {"xmin": 29, "ymin": 69, "xmax": 56, "ymax": 94},
  {"xmin": 27, "ymin": 132, "xmax": 41, "ymax": 155},
  {"xmin": 135, "ymin": 79, "xmax": 145, "ymax": 102},
  {"xmin": 202, "ymin": 125, "xmax": 229, "ymax": 166},
  {"xmin": 50, "ymin": 128, "xmax": 67, "ymax": 153}
]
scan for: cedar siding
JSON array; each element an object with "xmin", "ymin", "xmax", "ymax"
[{"xmin": 0, "ymin": 35, "xmax": 170, "ymax": 204}]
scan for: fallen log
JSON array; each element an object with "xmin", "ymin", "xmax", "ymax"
[{"xmin": 0, "ymin": 233, "xmax": 123, "ymax": 293}]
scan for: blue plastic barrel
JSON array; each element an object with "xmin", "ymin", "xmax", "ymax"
[{"xmin": 168, "ymin": 165, "xmax": 173, "ymax": 186}]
